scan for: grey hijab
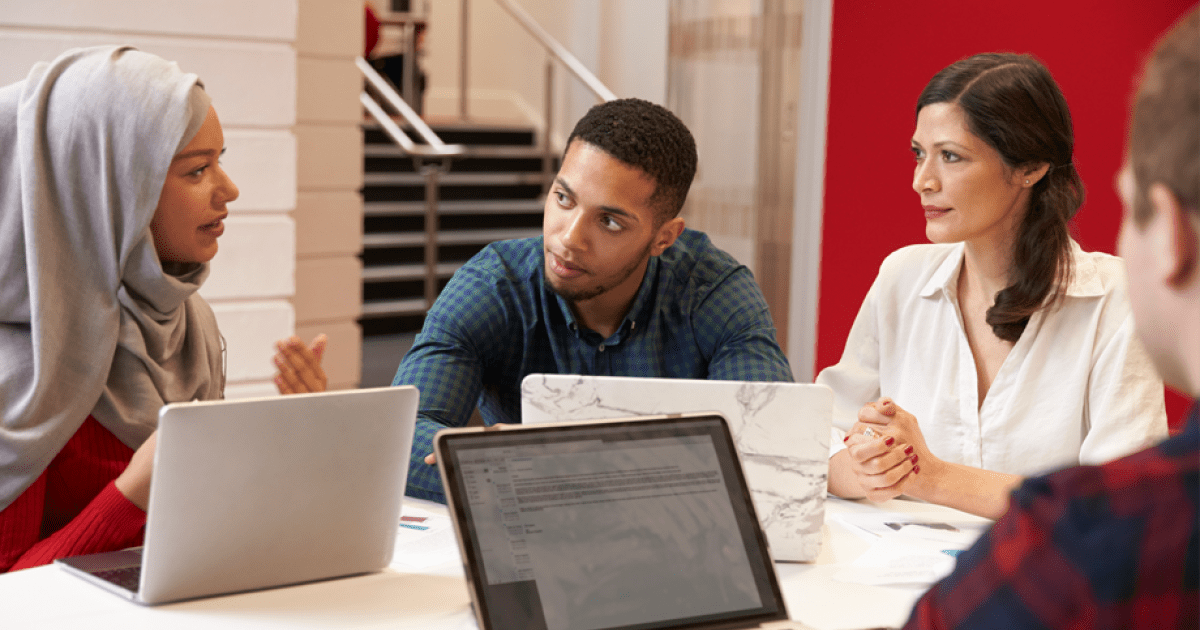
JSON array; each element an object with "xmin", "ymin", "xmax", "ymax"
[{"xmin": 0, "ymin": 46, "xmax": 224, "ymax": 511}]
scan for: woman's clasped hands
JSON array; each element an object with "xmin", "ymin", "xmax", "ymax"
[{"xmin": 842, "ymin": 397, "xmax": 938, "ymax": 502}]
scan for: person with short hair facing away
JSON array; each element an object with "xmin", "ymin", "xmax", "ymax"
[
  {"xmin": 903, "ymin": 9, "xmax": 1198, "ymax": 628},
  {"xmin": 376, "ymin": 98, "xmax": 795, "ymax": 503},
  {"xmin": 820, "ymin": 53, "xmax": 1168, "ymax": 518}
]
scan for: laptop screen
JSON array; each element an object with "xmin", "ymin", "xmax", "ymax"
[{"xmin": 437, "ymin": 415, "xmax": 789, "ymax": 630}]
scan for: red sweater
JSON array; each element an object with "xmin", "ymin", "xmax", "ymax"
[{"xmin": 0, "ymin": 416, "xmax": 147, "ymax": 572}]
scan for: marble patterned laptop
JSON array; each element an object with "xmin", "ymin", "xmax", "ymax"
[{"xmin": 520, "ymin": 375, "xmax": 832, "ymax": 562}]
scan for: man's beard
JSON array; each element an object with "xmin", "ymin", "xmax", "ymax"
[{"xmin": 545, "ymin": 241, "xmax": 652, "ymax": 303}]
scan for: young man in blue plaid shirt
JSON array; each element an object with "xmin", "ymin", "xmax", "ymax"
[
  {"xmin": 905, "ymin": 10, "xmax": 1198, "ymax": 628},
  {"xmin": 393, "ymin": 99, "xmax": 794, "ymax": 502}
]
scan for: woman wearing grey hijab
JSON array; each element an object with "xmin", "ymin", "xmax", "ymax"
[{"xmin": 0, "ymin": 46, "xmax": 236, "ymax": 571}]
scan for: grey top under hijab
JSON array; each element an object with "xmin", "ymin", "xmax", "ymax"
[{"xmin": 0, "ymin": 46, "xmax": 225, "ymax": 512}]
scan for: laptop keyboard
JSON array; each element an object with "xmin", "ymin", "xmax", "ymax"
[{"xmin": 95, "ymin": 566, "xmax": 142, "ymax": 591}]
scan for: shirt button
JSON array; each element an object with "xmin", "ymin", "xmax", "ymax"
[{"xmin": 598, "ymin": 345, "xmax": 605, "ymax": 353}]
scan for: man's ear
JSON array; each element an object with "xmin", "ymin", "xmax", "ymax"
[
  {"xmin": 1149, "ymin": 182, "xmax": 1199, "ymax": 288},
  {"xmin": 651, "ymin": 217, "xmax": 686, "ymax": 256}
]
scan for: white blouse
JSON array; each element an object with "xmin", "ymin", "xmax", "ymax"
[{"xmin": 818, "ymin": 242, "xmax": 1168, "ymax": 477}]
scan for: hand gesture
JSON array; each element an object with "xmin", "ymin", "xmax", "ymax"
[{"xmin": 273, "ymin": 334, "xmax": 328, "ymax": 394}]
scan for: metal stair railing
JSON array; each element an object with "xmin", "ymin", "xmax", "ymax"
[
  {"xmin": 357, "ymin": 56, "xmax": 465, "ymax": 310},
  {"xmin": 360, "ymin": 0, "xmax": 615, "ymax": 316},
  {"xmin": 458, "ymin": 0, "xmax": 617, "ymax": 189}
]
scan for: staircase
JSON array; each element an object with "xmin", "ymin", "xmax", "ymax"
[{"xmin": 359, "ymin": 121, "xmax": 555, "ymax": 337}]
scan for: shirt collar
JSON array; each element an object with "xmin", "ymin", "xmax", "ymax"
[
  {"xmin": 1061, "ymin": 240, "xmax": 1105, "ymax": 298},
  {"xmin": 919, "ymin": 240, "xmax": 1104, "ymax": 300},
  {"xmin": 920, "ymin": 243, "xmax": 966, "ymax": 299},
  {"xmin": 623, "ymin": 255, "xmax": 659, "ymax": 332},
  {"xmin": 552, "ymin": 255, "xmax": 659, "ymax": 342},
  {"xmin": 554, "ymin": 292, "xmax": 579, "ymax": 331}
]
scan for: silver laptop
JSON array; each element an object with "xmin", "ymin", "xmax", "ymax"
[
  {"xmin": 521, "ymin": 375, "xmax": 832, "ymax": 562},
  {"xmin": 435, "ymin": 413, "xmax": 816, "ymax": 630},
  {"xmin": 56, "ymin": 386, "xmax": 418, "ymax": 605}
]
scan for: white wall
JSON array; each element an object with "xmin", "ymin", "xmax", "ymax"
[
  {"xmin": 423, "ymin": 0, "xmax": 668, "ymax": 144},
  {"xmin": 424, "ymin": 0, "xmax": 567, "ymax": 124},
  {"xmin": 785, "ymin": 0, "xmax": 833, "ymax": 382},
  {"xmin": 294, "ymin": 0, "xmax": 365, "ymax": 391},
  {"xmin": 597, "ymin": 1, "xmax": 668, "ymax": 103},
  {"xmin": 0, "ymin": 0, "xmax": 365, "ymax": 396}
]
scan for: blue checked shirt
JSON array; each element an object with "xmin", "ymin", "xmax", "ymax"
[{"xmin": 393, "ymin": 229, "xmax": 794, "ymax": 502}]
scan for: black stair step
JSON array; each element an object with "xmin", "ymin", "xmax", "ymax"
[
  {"xmin": 364, "ymin": 199, "xmax": 544, "ymax": 216},
  {"xmin": 363, "ymin": 227, "xmax": 541, "ymax": 249},
  {"xmin": 366, "ymin": 154, "xmax": 548, "ymax": 174},
  {"xmin": 363, "ymin": 183, "xmax": 545, "ymax": 203},
  {"xmin": 365, "ymin": 213, "xmax": 541, "ymax": 234},
  {"xmin": 362, "ymin": 262, "xmax": 463, "ymax": 282},
  {"xmin": 361, "ymin": 297, "xmax": 428, "ymax": 318},
  {"xmin": 365, "ymin": 144, "xmax": 550, "ymax": 159},
  {"xmin": 362, "ymin": 171, "xmax": 548, "ymax": 186},
  {"xmin": 363, "ymin": 123, "xmax": 536, "ymax": 147},
  {"xmin": 361, "ymin": 243, "xmax": 490, "ymax": 267},
  {"xmin": 361, "ymin": 313, "xmax": 428, "ymax": 336}
]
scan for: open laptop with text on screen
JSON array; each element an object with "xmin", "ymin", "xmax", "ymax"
[
  {"xmin": 435, "ymin": 413, "xmax": 817, "ymax": 630},
  {"xmin": 521, "ymin": 375, "xmax": 833, "ymax": 562},
  {"xmin": 56, "ymin": 386, "xmax": 418, "ymax": 605}
]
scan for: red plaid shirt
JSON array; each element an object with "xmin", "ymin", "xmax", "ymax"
[{"xmin": 906, "ymin": 401, "xmax": 1199, "ymax": 629}]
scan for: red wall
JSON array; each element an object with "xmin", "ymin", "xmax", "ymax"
[{"xmin": 816, "ymin": 1, "xmax": 1197, "ymax": 427}]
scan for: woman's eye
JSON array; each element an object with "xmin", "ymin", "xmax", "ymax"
[
  {"xmin": 188, "ymin": 165, "xmax": 208, "ymax": 177},
  {"xmin": 942, "ymin": 150, "xmax": 960, "ymax": 163},
  {"xmin": 911, "ymin": 147, "xmax": 924, "ymax": 160}
]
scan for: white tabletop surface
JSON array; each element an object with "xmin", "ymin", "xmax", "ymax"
[{"xmin": 1, "ymin": 496, "xmax": 990, "ymax": 630}]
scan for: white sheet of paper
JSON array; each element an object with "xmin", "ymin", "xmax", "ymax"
[
  {"xmin": 833, "ymin": 511, "xmax": 990, "ymax": 545},
  {"xmin": 833, "ymin": 533, "xmax": 959, "ymax": 586},
  {"xmin": 391, "ymin": 505, "xmax": 460, "ymax": 569}
]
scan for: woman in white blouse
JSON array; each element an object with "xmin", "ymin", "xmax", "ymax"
[{"xmin": 819, "ymin": 53, "xmax": 1168, "ymax": 518}]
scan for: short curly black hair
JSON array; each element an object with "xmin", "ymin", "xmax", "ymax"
[{"xmin": 564, "ymin": 98, "xmax": 698, "ymax": 222}]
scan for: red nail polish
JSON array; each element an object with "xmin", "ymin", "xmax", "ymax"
[
  {"xmin": 885, "ymin": 437, "xmax": 895, "ymax": 446},
  {"xmin": 911, "ymin": 454, "xmax": 919, "ymax": 464},
  {"xmin": 904, "ymin": 446, "xmax": 914, "ymax": 455},
  {"xmin": 843, "ymin": 435, "xmax": 850, "ymax": 443},
  {"xmin": 913, "ymin": 464, "xmax": 920, "ymax": 474}
]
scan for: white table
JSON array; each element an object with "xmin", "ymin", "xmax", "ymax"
[{"xmin": 1, "ymin": 497, "xmax": 989, "ymax": 630}]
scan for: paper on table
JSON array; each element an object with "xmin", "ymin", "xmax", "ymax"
[
  {"xmin": 390, "ymin": 504, "xmax": 460, "ymax": 570},
  {"xmin": 832, "ymin": 511, "xmax": 990, "ymax": 546},
  {"xmin": 833, "ymin": 533, "xmax": 959, "ymax": 586},
  {"xmin": 830, "ymin": 513, "xmax": 990, "ymax": 587}
]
